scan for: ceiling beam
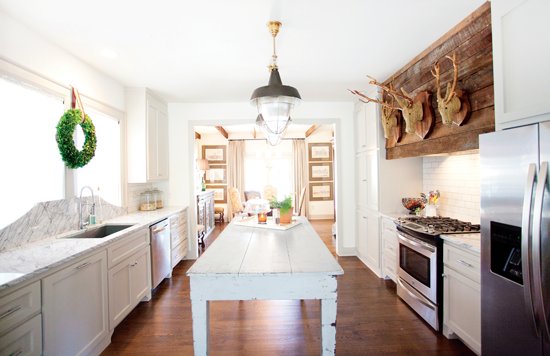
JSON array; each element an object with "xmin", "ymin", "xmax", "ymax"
[
  {"xmin": 195, "ymin": 132, "xmax": 201, "ymax": 139},
  {"xmin": 215, "ymin": 126, "xmax": 228, "ymax": 139},
  {"xmin": 305, "ymin": 125, "xmax": 321, "ymax": 138}
]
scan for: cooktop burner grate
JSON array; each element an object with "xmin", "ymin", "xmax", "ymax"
[{"xmin": 397, "ymin": 216, "xmax": 480, "ymax": 234}]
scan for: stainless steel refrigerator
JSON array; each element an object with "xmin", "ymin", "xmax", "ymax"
[{"xmin": 480, "ymin": 120, "xmax": 550, "ymax": 355}]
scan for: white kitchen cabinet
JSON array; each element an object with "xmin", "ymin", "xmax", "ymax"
[
  {"xmin": 108, "ymin": 246, "xmax": 151, "ymax": 330},
  {"xmin": 356, "ymin": 150, "xmax": 379, "ymax": 211},
  {"xmin": 0, "ymin": 313, "xmax": 42, "ymax": 356},
  {"xmin": 443, "ymin": 243, "xmax": 481, "ymax": 355},
  {"xmin": 356, "ymin": 209, "xmax": 381, "ymax": 276},
  {"xmin": 42, "ymin": 250, "xmax": 109, "ymax": 356},
  {"xmin": 170, "ymin": 208, "xmax": 189, "ymax": 268},
  {"xmin": 126, "ymin": 88, "xmax": 169, "ymax": 183},
  {"xmin": 380, "ymin": 216, "xmax": 398, "ymax": 283},
  {"xmin": 354, "ymin": 90, "xmax": 379, "ymax": 153},
  {"xmin": 354, "ymin": 105, "xmax": 367, "ymax": 153},
  {"xmin": 492, "ymin": 0, "xmax": 550, "ymax": 130}
]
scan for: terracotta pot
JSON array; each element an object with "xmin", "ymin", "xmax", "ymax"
[{"xmin": 279, "ymin": 208, "xmax": 294, "ymax": 224}]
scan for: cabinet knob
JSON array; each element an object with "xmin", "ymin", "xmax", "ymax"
[{"xmin": 442, "ymin": 273, "xmax": 447, "ymax": 278}]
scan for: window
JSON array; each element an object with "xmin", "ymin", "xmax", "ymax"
[
  {"xmin": 0, "ymin": 76, "xmax": 65, "ymax": 228},
  {"xmin": 75, "ymin": 108, "xmax": 121, "ymax": 205},
  {"xmin": 245, "ymin": 156, "xmax": 292, "ymax": 200}
]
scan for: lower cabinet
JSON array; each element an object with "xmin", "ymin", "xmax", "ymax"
[
  {"xmin": 42, "ymin": 250, "xmax": 109, "ymax": 356},
  {"xmin": 0, "ymin": 313, "xmax": 42, "ymax": 356},
  {"xmin": 443, "ymin": 243, "xmax": 481, "ymax": 355},
  {"xmin": 356, "ymin": 209, "xmax": 381, "ymax": 276},
  {"xmin": 108, "ymin": 246, "xmax": 151, "ymax": 330},
  {"xmin": 380, "ymin": 217, "xmax": 398, "ymax": 283}
]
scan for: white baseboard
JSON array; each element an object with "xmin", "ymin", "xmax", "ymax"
[
  {"xmin": 308, "ymin": 214, "xmax": 335, "ymax": 220},
  {"xmin": 337, "ymin": 246, "xmax": 356, "ymax": 256}
]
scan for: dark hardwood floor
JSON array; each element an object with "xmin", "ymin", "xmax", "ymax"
[{"xmin": 102, "ymin": 219, "xmax": 474, "ymax": 355}]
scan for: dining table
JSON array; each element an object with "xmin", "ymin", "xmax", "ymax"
[{"xmin": 187, "ymin": 216, "xmax": 344, "ymax": 355}]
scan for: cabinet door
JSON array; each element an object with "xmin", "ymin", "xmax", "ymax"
[
  {"xmin": 443, "ymin": 267, "xmax": 481, "ymax": 355},
  {"xmin": 355, "ymin": 210, "xmax": 368, "ymax": 257},
  {"xmin": 146, "ymin": 95, "xmax": 169, "ymax": 181},
  {"xmin": 42, "ymin": 251, "xmax": 109, "ymax": 356},
  {"xmin": 354, "ymin": 106, "xmax": 367, "ymax": 153},
  {"xmin": 0, "ymin": 313, "xmax": 42, "ymax": 356},
  {"xmin": 355, "ymin": 154, "xmax": 367, "ymax": 208},
  {"xmin": 130, "ymin": 247, "xmax": 151, "ymax": 305},
  {"xmin": 209, "ymin": 196, "xmax": 215, "ymax": 230},
  {"xmin": 198, "ymin": 201, "xmax": 205, "ymax": 227},
  {"xmin": 365, "ymin": 213, "xmax": 380, "ymax": 269},
  {"xmin": 157, "ymin": 110, "xmax": 169, "ymax": 179},
  {"xmin": 492, "ymin": 0, "xmax": 550, "ymax": 128},
  {"xmin": 364, "ymin": 99, "xmax": 378, "ymax": 151},
  {"xmin": 108, "ymin": 258, "xmax": 132, "ymax": 330},
  {"xmin": 366, "ymin": 150, "xmax": 379, "ymax": 211}
]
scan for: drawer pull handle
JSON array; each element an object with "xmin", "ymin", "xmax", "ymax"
[
  {"xmin": 387, "ymin": 246, "xmax": 394, "ymax": 251},
  {"xmin": 9, "ymin": 350, "xmax": 22, "ymax": 356},
  {"xmin": 77, "ymin": 262, "xmax": 92, "ymax": 270},
  {"xmin": 0, "ymin": 305, "xmax": 21, "ymax": 319},
  {"xmin": 456, "ymin": 259, "xmax": 472, "ymax": 267},
  {"xmin": 362, "ymin": 145, "xmax": 366, "ymax": 147}
]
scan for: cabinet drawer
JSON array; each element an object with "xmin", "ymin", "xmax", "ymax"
[
  {"xmin": 0, "ymin": 313, "xmax": 42, "ymax": 356},
  {"xmin": 381, "ymin": 218, "xmax": 396, "ymax": 234},
  {"xmin": 0, "ymin": 281, "xmax": 40, "ymax": 335},
  {"xmin": 171, "ymin": 239, "xmax": 188, "ymax": 269},
  {"xmin": 170, "ymin": 214, "xmax": 179, "ymax": 230},
  {"xmin": 382, "ymin": 231, "xmax": 398, "ymax": 259},
  {"xmin": 179, "ymin": 209, "xmax": 187, "ymax": 226},
  {"xmin": 108, "ymin": 229, "xmax": 150, "ymax": 269},
  {"xmin": 443, "ymin": 243, "xmax": 481, "ymax": 283},
  {"xmin": 382, "ymin": 253, "xmax": 397, "ymax": 283},
  {"xmin": 171, "ymin": 225, "xmax": 188, "ymax": 248}
]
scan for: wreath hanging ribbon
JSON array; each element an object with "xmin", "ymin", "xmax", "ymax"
[{"xmin": 56, "ymin": 86, "xmax": 97, "ymax": 169}]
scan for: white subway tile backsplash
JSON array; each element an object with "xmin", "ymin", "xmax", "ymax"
[{"xmin": 423, "ymin": 153, "xmax": 480, "ymax": 223}]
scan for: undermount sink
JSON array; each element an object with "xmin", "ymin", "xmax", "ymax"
[{"xmin": 64, "ymin": 224, "xmax": 135, "ymax": 239}]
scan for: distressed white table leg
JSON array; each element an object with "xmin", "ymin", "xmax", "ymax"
[
  {"xmin": 191, "ymin": 299, "xmax": 210, "ymax": 356},
  {"xmin": 320, "ymin": 298, "xmax": 337, "ymax": 356}
]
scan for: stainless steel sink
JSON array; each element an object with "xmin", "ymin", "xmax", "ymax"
[{"xmin": 64, "ymin": 224, "xmax": 135, "ymax": 239}]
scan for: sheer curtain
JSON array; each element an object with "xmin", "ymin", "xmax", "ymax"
[
  {"xmin": 292, "ymin": 140, "xmax": 309, "ymax": 219},
  {"xmin": 227, "ymin": 140, "xmax": 246, "ymax": 221}
]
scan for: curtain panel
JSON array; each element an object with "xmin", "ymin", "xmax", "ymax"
[
  {"xmin": 227, "ymin": 140, "xmax": 246, "ymax": 222},
  {"xmin": 292, "ymin": 140, "xmax": 309, "ymax": 219}
]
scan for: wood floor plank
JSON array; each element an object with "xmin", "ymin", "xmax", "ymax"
[{"xmin": 102, "ymin": 219, "xmax": 474, "ymax": 355}]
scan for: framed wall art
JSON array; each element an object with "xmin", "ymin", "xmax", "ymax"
[
  {"xmin": 309, "ymin": 162, "xmax": 333, "ymax": 181},
  {"xmin": 205, "ymin": 185, "xmax": 227, "ymax": 203},
  {"xmin": 309, "ymin": 182, "xmax": 333, "ymax": 201},
  {"xmin": 205, "ymin": 165, "xmax": 227, "ymax": 184},
  {"xmin": 202, "ymin": 145, "xmax": 226, "ymax": 164},
  {"xmin": 308, "ymin": 143, "xmax": 332, "ymax": 162}
]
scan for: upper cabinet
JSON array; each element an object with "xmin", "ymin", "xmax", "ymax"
[
  {"xmin": 126, "ymin": 88, "xmax": 169, "ymax": 183},
  {"xmin": 492, "ymin": 0, "xmax": 550, "ymax": 129},
  {"xmin": 354, "ymin": 93, "xmax": 378, "ymax": 153}
]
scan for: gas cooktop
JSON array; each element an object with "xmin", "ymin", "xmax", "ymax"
[{"xmin": 396, "ymin": 216, "xmax": 481, "ymax": 236}]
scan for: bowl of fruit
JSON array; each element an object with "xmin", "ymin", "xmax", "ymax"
[{"xmin": 402, "ymin": 197, "xmax": 427, "ymax": 214}]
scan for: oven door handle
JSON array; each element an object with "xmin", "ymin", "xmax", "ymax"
[
  {"xmin": 398, "ymin": 278, "xmax": 436, "ymax": 311},
  {"xmin": 398, "ymin": 233, "xmax": 435, "ymax": 256}
]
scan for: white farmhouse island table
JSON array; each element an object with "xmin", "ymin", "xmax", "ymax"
[{"xmin": 187, "ymin": 217, "xmax": 344, "ymax": 355}]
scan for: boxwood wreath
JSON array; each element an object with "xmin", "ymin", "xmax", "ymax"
[{"xmin": 56, "ymin": 109, "xmax": 96, "ymax": 169}]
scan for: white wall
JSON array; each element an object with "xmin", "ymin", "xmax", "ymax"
[
  {"xmin": 159, "ymin": 102, "xmax": 356, "ymax": 257},
  {"xmin": 0, "ymin": 10, "xmax": 125, "ymax": 111},
  {"xmin": 305, "ymin": 126, "xmax": 335, "ymax": 219},
  {"xmin": 423, "ymin": 153, "xmax": 480, "ymax": 224}
]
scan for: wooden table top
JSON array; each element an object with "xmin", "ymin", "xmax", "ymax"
[{"xmin": 187, "ymin": 217, "xmax": 344, "ymax": 277}]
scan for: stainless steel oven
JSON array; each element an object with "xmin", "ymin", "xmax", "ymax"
[{"xmin": 397, "ymin": 230, "xmax": 439, "ymax": 331}]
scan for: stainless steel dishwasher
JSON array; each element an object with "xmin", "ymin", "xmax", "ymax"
[{"xmin": 150, "ymin": 219, "xmax": 171, "ymax": 289}]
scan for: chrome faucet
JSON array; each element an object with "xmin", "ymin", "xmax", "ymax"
[{"xmin": 79, "ymin": 186, "xmax": 96, "ymax": 229}]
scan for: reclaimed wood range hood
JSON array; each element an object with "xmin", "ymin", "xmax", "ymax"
[{"xmin": 384, "ymin": 2, "xmax": 494, "ymax": 160}]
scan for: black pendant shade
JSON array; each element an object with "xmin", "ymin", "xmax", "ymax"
[{"xmin": 250, "ymin": 69, "xmax": 302, "ymax": 107}]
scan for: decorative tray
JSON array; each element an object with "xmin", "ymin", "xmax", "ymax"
[{"xmin": 234, "ymin": 217, "xmax": 302, "ymax": 231}]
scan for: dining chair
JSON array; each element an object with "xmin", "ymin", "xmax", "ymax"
[
  {"xmin": 228, "ymin": 187, "xmax": 248, "ymax": 219},
  {"xmin": 244, "ymin": 190, "xmax": 261, "ymax": 201},
  {"xmin": 262, "ymin": 185, "xmax": 277, "ymax": 202}
]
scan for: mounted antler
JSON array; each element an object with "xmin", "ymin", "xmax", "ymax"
[
  {"xmin": 431, "ymin": 53, "xmax": 462, "ymax": 124},
  {"xmin": 380, "ymin": 83, "xmax": 398, "ymax": 139}
]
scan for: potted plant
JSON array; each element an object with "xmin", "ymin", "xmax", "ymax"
[{"xmin": 269, "ymin": 194, "xmax": 294, "ymax": 224}]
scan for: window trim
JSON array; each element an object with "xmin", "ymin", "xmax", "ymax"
[{"xmin": 0, "ymin": 56, "xmax": 128, "ymax": 207}]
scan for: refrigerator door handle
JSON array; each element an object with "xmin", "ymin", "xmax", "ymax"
[
  {"xmin": 522, "ymin": 163, "xmax": 539, "ymax": 338},
  {"xmin": 533, "ymin": 162, "xmax": 549, "ymax": 340}
]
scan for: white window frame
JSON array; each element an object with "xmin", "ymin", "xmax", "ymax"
[{"xmin": 0, "ymin": 57, "xmax": 128, "ymax": 207}]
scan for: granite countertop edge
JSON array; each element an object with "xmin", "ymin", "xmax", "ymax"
[
  {"xmin": 440, "ymin": 234, "xmax": 481, "ymax": 254},
  {"xmin": 0, "ymin": 206, "xmax": 187, "ymax": 291}
]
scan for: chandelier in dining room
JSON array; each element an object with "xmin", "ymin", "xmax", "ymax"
[{"xmin": 250, "ymin": 21, "xmax": 302, "ymax": 146}]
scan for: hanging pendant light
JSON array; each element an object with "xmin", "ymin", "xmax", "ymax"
[
  {"xmin": 250, "ymin": 21, "xmax": 301, "ymax": 144},
  {"xmin": 255, "ymin": 114, "xmax": 286, "ymax": 146}
]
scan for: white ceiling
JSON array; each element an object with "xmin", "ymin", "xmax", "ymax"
[{"xmin": 0, "ymin": 0, "xmax": 487, "ymax": 103}]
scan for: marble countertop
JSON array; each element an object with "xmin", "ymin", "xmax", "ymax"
[
  {"xmin": 440, "ymin": 233, "xmax": 481, "ymax": 254},
  {"xmin": 379, "ymin": 212, "xmax": 402, "ymax": 221},
  {"xmin": 0, "ymin": 206, "xmax": 187, "ymax": 291}
]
